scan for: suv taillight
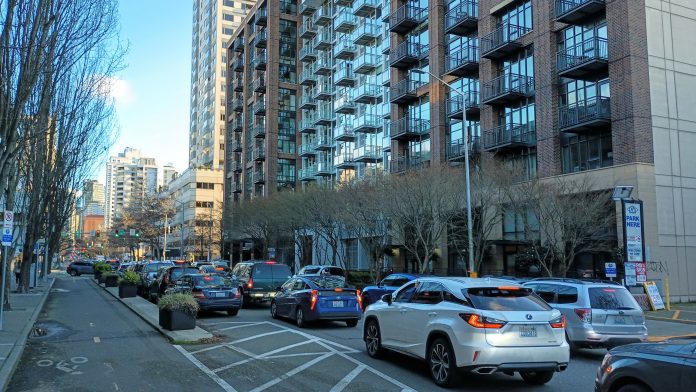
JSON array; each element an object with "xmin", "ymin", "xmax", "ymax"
[
  {"xmin": 310, "ymin": 289, "xmax": 318, "ymax": 310},
  {"xmin": 575, "ymin": 308, "xmax": 592, "ymax": 323},
  {"xmin": 247, "ymin": 278, "xmax": 253, "ymax": 289},
  {"xmin": 550, "ymin": 315, "xmax": 567, "ymax": 329},
  {"xmin": 460, "ymin": 313, "xmax": 507, "ymax": 329},
  {"xmin": 356, "ymin": 290, "xmax": 362, "ymax": 310}
]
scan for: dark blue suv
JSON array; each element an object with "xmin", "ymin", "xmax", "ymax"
[
  {"xmin": 67, "ymin": 261, "xmax": 94, "ymax": 276},
  {"xmin": 360, "ymin": 273, "xmax": 420, "ymax": 310}
]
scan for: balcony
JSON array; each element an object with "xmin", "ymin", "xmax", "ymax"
[
  {"xmin": 253, "ymin": 53, "xmax": 267, "ymax": 70},
  {"xmin": 481, "ymin": 74, "xmax": 534, "ymax": 105},
  {"xmin": 335, "ymin": 13, "xmax": 357, "ymax": 33},
  {"xmin": 300, "ymin": 22, "xmax": 317, "ymax": 39},
  {"xmin": 231, "ymin": 138, "xmax": 243, "ymax": 152},
  {"xmin": 300, "ymin": 165, "xmax": 317, "ymax": 180},
  {"xmin": 300, "ymin": 94, "xmax": 317, "ymax": 110},
  {"xmin": 314, "ymin": 135, "xmax": 333, "ymax": 150},
  {"xmin": 335, "ymin": 65, "xmax": 356, "ymax": 87},
  {"xmin": 558, "ymin": 96, "xmax": 611, "ymax": 132},
  {"xmin": 253, "ymin": 170, "xmax": 265, "ymax": 184},
  {"xmin": 316, "ymin": 161, "xmax": 334, "ymax": 176},
  {"xmin": 313, "ymin": 30, "xmax": 333, "ymax": 50},
  {"xmin": 483, "ymin": 123, "xmax": 536, "ymax": 151},
  {"xmin": 314, "ymin": 110, "xmax": 334, "ymax": 126},
  {"xmin": 300, "ymin": 45, "xmax": 317, "ymax": 62},
  {"xmin": 232, "ymin": 98, "xmax": 244, "ymax": 112},
  {"xmin": 353, "ymin": 83, "xmax": 380, "ymax": 103},
  {"xmin": 300, "ymin": 117, "xmax": 317, "ymax": 133},
  {"xmin": 334, "ymin": 39, "xmax": 357, "ymax": 60},
  {"xmin": 252, "ymin": 123, "xmax": 266, "ymax": 138},
  {"xmin": 390, "ymin": 41, "xmax": 427, "ymax": 68},
  {"xmin": 313, "ymin": 7, "xmax": 332, "ymax": 26},
  {"xmin": 233, "ymin": 77, "xmax": 244, "ymax": 92},
  {"xmin": 334, "ymin": 125, "xmax": 356, "ymax": 141},
  {"xmin": 254, "ymin": 29, "xmax": 267, "ymax": 48},
  {"xmin": 232, "ymin": 117, "xmax": 243, "ymax": 131},
  {"xmin": 253, "ymin": 99, "xmax": 266, "ymax": 115},
  {"xmin": 555, "ymin": 0, "xmax": 605, "ymax": 24},
  {"xmin": 353, "ymin": 114, "xmax": 381, "ymax": 133},
  {"xmin": 390, "ymin": 117, "xmax": 430, "ymax": 140},
  {"xmin": 390, "ymin": 78, "xmax": 426, "ymax": 104},
  {"xmin": 253, "ymin": 146, "xmax": 266, "ymax": 161},
  {"xmin": 255, "ymin": 8, "xmax": 267, "ymax": 25},
  {"xmin": 232, "ymin": 161, "xmax": 242, "ymax": 173},
  {"xmin": 557, "ymin": 37, "xmax": 608, "ymax": 79},
  {"xmin": 300, "ymin": 66, "xmax": 317, "ymax": 85},
  {"xmin": 315, "ymin": 59, "xmax": 332, "ymax": 75},
  {"xmin": 444, "ymin": 44, "xmax": 479, "ymax": 76},
  {"xmin": 299, "ymin": 142, "xmax": 317, "ymax": 157},
  {"xmin": 300, "ymin": 0, "xmax": 318, "ymax": 15},
  {"xmin": 335, "ymin": 0, "xmax": 352, "ymax": 6},
  {"xmin": 232, "ymin": 182, "xmax": 242, "ymax": 193},
  {"xmin": 252, "ymin": 77, "xmax": 266, "ymax": 93},
  {"xmin": 445, "ymin": 1, "xmax": 478, "ymax": 36},
  {"xmin": 335, "ymin": 95, "xmax": 356, "ymax": 114},
  {"xmin": 335, "ymin": 152, "xmax": 356, "ymax": 169},
  {"xmin": 354, "ymin": 52, "xmax": 379, "ymax": 74},
  {"xmin": 354, "ymin": 145, "xmax": 381, "ymax": 162},
  {"xmin": 480, "ymin": 23, "xmax": 531, "ymax": 60},
  {"xmin": 233, "ymin": 57, "xmax": 244, "ymax": 71},
  {"xmin": 446, "ymin": 137, "xmax": 481, "ymax": 161},
  {"xmin": 390, "ymin": 155, "xmax": 429, "ymax": 173},
  {"xmin": 446, "ymin": 91, "xmax": 480, "ymax": 119},
  {"xmin": 233, "ymin": 37, "xmax": 244, "ymax": 52},
  {"xmin": 352, "ymin": 21, "xmax": 380, "ymax": 46},
  {"xmin": 389, "ymin": 4, "xmax": 427, "ymax": 34},
  {"xmin": 313, "ymin": 83, "xmax": 334, "ymax": 101},
  {"xmin": 353, "ymin": 0, "xmax": 380, "ymax": 17}
]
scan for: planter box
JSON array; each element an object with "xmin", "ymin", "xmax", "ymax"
[
  {"xmin": 119, "ymin": 283, "xmax": 137, "ymax": 298},
  {"xmin": 159, "ymin": 309, "xmax": 196, "ymax": 331},
  {"xmin": 95, "ymin": 271, "xmax": 102, "ymax": 281},
  {"xmin": 105, "ymin": 275, "xmax": 118, "ymax": 287},
  {"xmin": 98, "ymin": 274, "xmax": 106, "ymax": 284}
]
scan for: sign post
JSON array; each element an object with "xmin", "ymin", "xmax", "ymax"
[
  {"xmin": 604, "ymin": 262, "xmax": 617, "ymax": 279},
  {"xmin": 622, "ymin": 200, "xmax": 645, "ymax": 286},
  {"xmin": 0, "ymin": 210, "xmax": 14, "ymax": 330}
]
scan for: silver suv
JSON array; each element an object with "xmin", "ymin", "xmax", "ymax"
[{"xmin": 523, "ymin": 279, "xmax": 647, "ymax": 349}]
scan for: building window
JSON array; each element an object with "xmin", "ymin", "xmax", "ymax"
[
  {"xmin": 195, "ymin": 201, "xmax": 214, "ymax": 208},
  {"xmin": 223, "ymin": 13, "xmax": 235, "ymax": 22},
  {"xmin": 343, "ymin": 239, "xmax": 358, "ymax": 270},
  {"xmin": 196, "ymin": 182, "xmax": 215, "ymax": 189},
  {"xmin": 561, "ymin": 131, "xmax": 613, "ymax": 173},
  {"xmin": 503, "ymin": 206, "xmax": 539, "ymax": 241},
  {"xmin": 278, "ymin": 88, "xmax": 296, "ymax": 112},
  {"xmin": 500, "ymin": 0, "xmax": 532, "ymax": 30},
  {"xmin": 279, "ymin": 0, "xmax": 297, "ymax": 15},
  {"xmin": 277, "ymin": 158, "xmax": 296, "ymax": 192}
]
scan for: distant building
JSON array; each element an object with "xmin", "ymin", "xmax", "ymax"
[
  {"xmin": 77, "ymin": 179, "xmax": 105, "ymax": 236},
  {"xmin": 161, "ymin": 164, "xmax": 178, "ymax": 190},
  {"xmin": 105, "ymin": 147, "xmax": 158, "ymax": 228}
]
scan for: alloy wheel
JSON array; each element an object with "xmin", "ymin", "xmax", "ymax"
[
  {"xmin": 430, "ymin": 342, "xmax": 450, "ymax": 384},
  {"xmin": 270, "ymin": 301, "xmax": 277, "ymax": 319},
  {"xmin": 366, "ymin": 323, "xmax": 380, "ymax": 356}
]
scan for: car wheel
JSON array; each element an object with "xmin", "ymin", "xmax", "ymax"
[
  {"xmin": 270, "ymin": 301, "xmax": 278, "ymax": 319},
  {"xmin": 295, "ymin": 307, "xmax": 305, "ymax": 328},
  {"xmin": 227, "ymin": 309, "xmax": 239, "ymax": 316},
  {"xmin": 345, "ymin": 319, "xmax": 358, "ymax": 328},
  {"xmin": 364, "ymin": 319, "xmax": 384, "ymax": 358},
  {"xmin": 69, "ymin": 270, "xmax": 77, "ymax": 277},
  {"xmin": 616, "ymin": 384, "xmax": 649, "ymax": 392},
  {"xmin": 520, "ymin": 370, "xmax": 554, "ymax": 385},
  {"xmin": 429, "ymin": 337, "xmax": 458, "ymax": 388}
]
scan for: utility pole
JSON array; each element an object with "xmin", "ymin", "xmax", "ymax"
[
  {"xmin": 207, "ymin": 201, "xmax": 213, "ymax": 261},
  {"xmin": 162, "ymin": 212, "xmax": 168, "ymax": 260}
]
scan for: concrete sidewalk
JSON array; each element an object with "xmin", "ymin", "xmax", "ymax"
[
  {"xmin": 645, "ymin": 302, "xmax": 696, "ymax": 325},
  {"xmin": 90, "ymin": 278, "xmax": 213, "ymax": 343},
  {"xmin": 0, "ymin": 276, "xmax": 55, "ymax": 391}
]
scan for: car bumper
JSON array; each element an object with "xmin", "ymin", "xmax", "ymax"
[
  {"xmin": 572, "ymin": 329, "xmax": 648, "ymax": 348},
  {"xmin": 247, "ymin": 292, "xmax": 276, "ymax": 301},
  {"xmin": 453, "ymin": 343, "xmax": 570, "ymax": 370},
  {"xmin": 197, "ymin": 298, "xmax": 242, "ymax": 310},
  {"xmin": 308, "ymin": 310, "xmax": 362, "ymax": 321}
]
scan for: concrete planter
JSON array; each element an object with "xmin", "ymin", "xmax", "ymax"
[
  {"xmin": 105, "ymin": 275, "xmax": 119, "ymax": 287},
  {"xmin": 159, "ymin": 309, "xmax": 196, "ymax": 331},
  {"xmin": 118, "ymin": 283, "xmax": 137, "ymax": 298},
  {"xmin": 98, "ymin": 274, "xmax": 106, "ymax": 284},
  {"xmin": 95, "ymin": 271, "xmax": 102, "ymax": 281}
]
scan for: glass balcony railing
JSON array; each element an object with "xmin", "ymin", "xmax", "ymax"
[
  {"xmin": 316, "ymin": 160, "xmax": 334, "ymax": 175},
  {"xmin": 314, "ymin": 109, "xmax": 334, "ymax": 126},
  {"xmin": 354, "ymin": 52, "xmax": 379, "ymax": 74},
  {"xmin": 353, "ymin": 114, "xmax": 381, "ymax": 133},
  {"xmin": 558, "ymin": 96, "xmax": 611, "ymax": 132},
  {"xmin": 480, "ymin": 23, "xmax": 531, "ymax": 59},
  {"xmin": 390, "ymin": 41, "xmax": 428, "ymax": 68},
  {"xmin": 334, "ymin": 151, "xmax": 356, "ymax": 168},
  {"xmin": 254, "ymin": 29, "xmax": 268, "ymax": 49},
  {"xmin": 389, "ymin": 4, "xmax": 427, "ymax": 34},
  {"xmin": 300, "ymin": 65, "xmax": 317, "ymax": 85},
  {"xmin": 481, "ymin": 74, "xmax": 534, "ymax": 105},
  {"xmin": 555, "ymin": 0, "xmax": 606, "ymax": 24},
  {"xmin": 300, "ymin": 22, "xmax": 317, "ymax": 39},
  {"xmin": 253, "ymin": 52, "xmax": 267, "ymax": 70},
  {"xmin": 300, "ymin": 0, "xmax": 318, "ymax": 16},
  {"xmin": 445, "ymin": 0, "xmax": 478, "ymax": 36},
  {"xmin": 253, "ymin": 99, "xmax": 267, "ymax": 115},
  {"xmin": 233, "ymin": 37, "xmax": 244, "ymax": 52},
  {"xmin": 313, "ymin": 30, "xmax": 333, "ymax": 50},
  {"xmin": 253, "ymin": 146, "xmax": 266, "ymax": 161},
  {"xmin": 314, "ymin": 134, "xmax": 333, "ymax": 150},
  {"xmin": 390, "ymin": 78, "xmax": 426, "ymax": 104},
  {"xmin": 445, "ymin": 43, "xmax": 479, "ymax": 76},
  {"xmin": 334, "ymin": 65, "xmax": 356, "ymax": 86},
  {"xmin": 390, "ymin": 117, "xmax": 430, "ymax": 140},
  {"xmin": 446, "ymin": 90, "xmax": 480, "ymax": 119},
  {"xmin": 313, "ymin": 7, "xmax": 332, "ymax": 26},
  {"xmin": 334, "ymin": 39, "xmax": 357, "ymax": 60},
  {"xmin": 252, "ymin": 123, "xmax": 266, "ymax": 138},
  {"xmin": 483, "ymin": 123, "xmax": 536, "ymax": 151},
  {"xmin": 446, "ymin": 137, "xmax": 481, "ymax": 161},
  {"xmin": 353, "ymin": 0, "xmax": 380, "ymax": 17},
  {"xmin": 334, "ymin": 124, "xmax": 356, "ymax": 141},
  {"xmin": 300, "ymin": 45, "xmax": 317, "ymax": 62},
  {"xmin": 300, "ymin": 117, "xmax": 317, "ymax": 133},
  {"xmin": 299, "ymin": 165, "xmax": 318, "ymax": 180},
  {"xmin": 255, "ymin": 8, "xmax": 267, "ymax": 26},
  {"xmin": 557, "ymin": 37, "xmax": 608, "ymax": 78},
  {"xmin": 335, "ymin": 94, "xmax": 356, "ymax": 114},
  {"xmin": 313, "ymin": 83, "xmax": 334, "ymax": 100},
  {"xmin": 335, "ymin": 12, "xmax": 357, "ymax": 33},
  {"xmin": 352, "ymin": 83, "xmax": 380, "ymax": 103},
  {"xmin": 389, "ymin": 155, "xmax": 429, "ymax": 173},
  {"xmin": 301, "ymin": 94, "xmax": 317, "ymax": 110},
  {"xmin": 354, "ymin": 145, "xmax": 382, "ymax": 162},
  {"xmin": 253, "ymin": 169, "xmax": 265, "ymax": 184},
  {"xmin": 352, "ymin": 21, "xmax": 380, "ymax": 46},
  {"xmin": 299, "ymin": 142, "xmax": 317, "ymax": 156}
]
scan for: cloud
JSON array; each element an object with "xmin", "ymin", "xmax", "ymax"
[{"xmin": 107, "ymin": 77, "xmax": 135, "ymax": 106}]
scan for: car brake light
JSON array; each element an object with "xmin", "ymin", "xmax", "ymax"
[
  {"xmin": 264, "ymin": 261, "xmax": 276, "ymax": 264},
  {"xmin": 193, "ymin": 292, "xmax": 205, "ymax": 299},
  {"xmin": 575, "ymin": 308, "xmax": 592, "ymax": 323},
  {"xmin": 356, "ymin": 289, "xmax": 362, "ymax": 310},
  {"xmin": 234, "ymin": 289, "xmax": 241, "ymax": 298},
  {"xmin": 550, "ymin": 315, "xmax": 567, "ymax": 328},
  {"xmin": 460, "ymin": 314, "xmax": 506, "ymax": 329},
  {"xmin": 497, "ymin": 286, "xmax": 519, "ymax": 290},
  {"xmin": 247, "ymin": 278, "xmax": 253, "ymax": 289},
  {"xmin": 310, "ymin": 290, "xmax": 318, "ymax": 311},
  {"xmin": 334, "ymin": 288, "xmax": 343, "ymax": 292}
]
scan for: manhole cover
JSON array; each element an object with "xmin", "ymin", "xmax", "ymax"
[{"xmin": 28, "ymin": 321, "xmax": 72, "ymax": 340}]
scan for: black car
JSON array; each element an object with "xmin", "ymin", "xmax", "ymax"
[
  {"xmin": 67, "ymin": 261, "xmax": 94, "ymax": 276},
  {"xmin": 136, "ymin": 261, "xmax": 173, "ymax": 296},
  {"xmin": 595, "ymin": 337, "xmax": 696, "ymax": 392},
  {"xmin": 168, "ymin": 274, "xmax": 241, "ymax": 316},
  {"xmin": 231, "ymin": 261, "xmax": 292, "ymax": 306},
  {"xmin": 147, "ymin": 266, "xmax": 200, "ymax": 302}
]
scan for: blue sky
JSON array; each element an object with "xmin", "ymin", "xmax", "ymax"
[{"xmin": 102, "ymin": 1, "xmax": 192, "ymax": 182}]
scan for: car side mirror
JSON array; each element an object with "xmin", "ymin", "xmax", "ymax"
[
  {"xmin": 382, "ymin": 293, "xmax": 392, "ymax": 305},
  {"xmin": 377, "ymin": 281, "xmax": 383, "ymax": 288}
]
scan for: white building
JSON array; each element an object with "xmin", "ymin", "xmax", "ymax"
[
  {"xmin": 105, "ymin": 148, "xmax": 159, "ymax": 229},
  {"xmin": 161, "ymin": 163, "xmax": 178, "ymax": 190}
]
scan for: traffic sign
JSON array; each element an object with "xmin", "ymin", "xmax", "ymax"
[
  {"xmin": 605, "ymin": 262, "xmax": 617, "ymax": 278},
  {"xmin": 2, "ymin": 210, "xmax": 13, "ymax": 246}
]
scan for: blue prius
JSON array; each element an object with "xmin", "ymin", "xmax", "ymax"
[{"xmin": 271, "ymin": 276, "xmax": 362, "ymax": 328}]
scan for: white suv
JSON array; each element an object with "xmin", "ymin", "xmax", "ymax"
[{"xmin": 363, "ymin": 277, "xmax": 569, "ymax": 387}]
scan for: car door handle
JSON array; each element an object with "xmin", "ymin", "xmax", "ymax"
[{"xmin": 428, "ymin": 312, "xmax": 437, "ymax": 317}]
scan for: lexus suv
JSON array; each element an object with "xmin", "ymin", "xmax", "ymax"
[{"xmin": 363, "ymin": 277, "xmax": 569, "ymax": 387}]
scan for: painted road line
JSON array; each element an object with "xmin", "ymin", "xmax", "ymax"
[
  {"xmin": 93, "ymin": 337, "xmax": 101, "ymax": 343},
  {"xmin": 189, "ymin": 329, "xmax": 288, "ymax": 355},
  {"xmin": 218, "ymin": 322, "xmax": 266, "ymax": 331},
  {"xmin": 248, "ymin": 353, "xmax": 333, "ymax": 392},
  {"xmin": 173, "ymin": 345, "xmax": 239, "ymax": 392},
  {"xmin": 329, "ymin": 364, "xmax": 366, "ymax": 392},
  {"xmin": 266, "ymin": 322, "xmax": 361, "ymax": 353},
  {"xmin": 213, "ymin": 339, "xmax": 319, "ymax": 373},
  {"xmin": 672, "ymin": 310, "xmax": 681, "ymax": 320}
]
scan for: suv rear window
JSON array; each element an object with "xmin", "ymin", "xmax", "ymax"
[
  {"xmin": 589, "ymin": 287, "xmax": 638, "ymax": 310},
  {"xmin": 193, "ymin": 275, "xmax": 234, "ymax": 288},
  {"xmin": 307, "ymin": 276, "xmax": 346, "ymax": 288},
  {"xmin": 466, "ymin": 288, "xmax": 551, "ymax": 311},
  {"xmin": 171, "ymin": 268, "xmax": 199, "ymax": 280},
  {"xmin": 145, "ymin": 262, "xmax": 173, "ymax": 272},
  {"xmin": 253, "ymin": 263, "xmax": 291, "ymax": 278},
  {"xmin": 326, "ymin": 267, "xmax": 344, "ymax": 277}
]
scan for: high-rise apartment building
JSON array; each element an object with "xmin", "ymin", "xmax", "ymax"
[
  {"xmin": 190, "ymin": 0, "xmax": 257, "ymax": 169},
  {"xmin": 105, "ymin": 148, "xmax": 159, "ymax": 229},
  {"xmin": 225, "ymin": 0, "xmax": 696, "ymax": 301},
  {"xmin": 161, "ymin": 164, "xmax": 178, "ymax": 190}
]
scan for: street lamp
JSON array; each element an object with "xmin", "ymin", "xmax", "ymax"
[
  {"xmin": 170, "ymin": 199, "xmax": 187, "ymax": 261},
  {"xmin": 411, "ymin": 69, "xmax": 475, "ymax": 276}
]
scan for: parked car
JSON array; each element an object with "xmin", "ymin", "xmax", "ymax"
[
  {"xmin": 147, "ymin": 266, "xmax": 200, "ymax": 302},
  {"xmin": 363, "ymin": 277, "xmax": 569, "ymax": 387},
  {"xmin": 296, "ymin": 265, "xmax": 345, "ymax": 278},
  {"xmin": 67, "ymin": 261, "xmax": 94, "ymax": 276},
  {"xmin": 231, "ymin": 261, "xmax": 292, "ymax": 306},
  {"xmin": 199, "ymin": 264, "xmax": 231, "ymax": 276},
  {"xmin": 271, "ymin": 276, "xmax": 361, "ymax": 328},
  {"xmin": 360, "ymin": 273, "xmax": 420, "ymax": 310},
  {"xmin": 523, "ymin": 278, "xmax": 647, "ymax": 349},
  {"xmin": 595, "ymin": 336, "xmax": 696, "ymax": 392},
  {"xmin": 167, "ymin": 273, "xmax": 241, "ymax": 316},
  {"xmin": 136, "ymin": 261, "xmax": 173, "ymax": 296},
  {"xmin": 117, "ymin": 262, "xmax": 134, "ymax": 277}
]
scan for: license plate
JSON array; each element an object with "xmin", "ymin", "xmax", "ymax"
[
  {"xmin": 332, "ymin": 301, "xmax": 344, "ymax": 308},
  {"xmin": 211, "ymin": 292, "xmax": 225, "ymax": 298},
  {"xmin": 519, "ymin": 326, "xmax": 537, "ymax": 338},
  {"xmin": 614, "ymin": 316, "xmax": 627, "ymax": 325}
]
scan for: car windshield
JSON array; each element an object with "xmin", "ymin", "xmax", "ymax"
[
  {"xmin": 200, "ymin": 265, "xmax": 215, "ymax": 273},
  {"xmin": 193, "ymin": 275, "xmax": 233, "ymax": 288},
  {"xmin": 307, "ymin": 276, "xmax": 346, "ymax": 288},
  {"xmin": 466, "ymin": 287, "xmax": 551, "ymax": 311},
  {"xmin": 171, "ymin": 268, "xmax": 199, "ymax": 280},
  {"xmin": 145, "ymin": 262, "xmax": 173, "ymax": 272},
  {"xmin": 326, "ymin": 267, "xmax": 345, "ymax": 276},
  {"xmin": 589, "ymin": 287, "xmax": 638, "ymax": 310}
]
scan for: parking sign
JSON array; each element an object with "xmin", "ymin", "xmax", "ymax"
[{"xmin": 2, "ymin": 210, "xmax": 13, "ymax": 246}]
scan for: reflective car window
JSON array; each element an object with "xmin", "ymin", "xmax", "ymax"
[
  {"xmin": 589, "ymin": 287, "xmax": 638, "ymax": 310},
  {"xmin": 392, "ymin": 277, "xmax": 411, "ymax": 287},
  {"xmin": 292, "ymin": 280, "xmax": 307, "ymax": 291},
  {"xmin": 193, "ymin": 275, "xmax": 233, "ymax": 288},
  {"xmin": 326, "ymin": 267, "xmax": 345, "ymax": 276},
  {"xmin": 413, "ymin": 282, "xmax": 444, "ymax": 305},
  {"xmin": 394, "ymin": 282, "xmax": 417, "ymax": 302},
  {"xmin": 556, "ymin": 285, "xmax": 579, "ymax": 304},
  {"xmin": 172, "ymin": 268, "xmax": 199, "ymax": 280},
  {"xmin": 467, "ymin": 288, "xmax": 551, "ymax": 311},
  {"xmin": 307, "ymin": 276, "xmax": 345, "ymax": 288}
]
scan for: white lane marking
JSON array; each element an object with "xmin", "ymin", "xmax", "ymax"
[
  {"xmin": 113, "ymin": 382, "xmax": 119, "ymax": 391},
  {"xmin": 173, "ymin": 345, "xmax": 238, "ymax": 392},
  {"xmin": 71, "ymin": 357, "xmax": 88, "ymax": 364},
  {"xmin": 37, "ymin": 360, "xmax": 53, "ymax": 367},
  {"xmin": 213, "ymin": 339, "xmax": 319, "ymax": 373},
  {"xmin": 262, "ymin": 352, "xmax": 330, "ymax": 360},
  {"xmin": 93, "ymin": 337, "xmax": 101, "ymax": 343},
  {"xmin": 204, "ymin": 321, "xmax": 259, "ymax": 326},
  {"xmin": 248, "ymin": 353, "xmax": 333, "ymax": 392},
  {"xmin": 218, "ymin": 322, "xmax": 265, "ymax": 331},
  {"xmin": 329, "ymin": 364, "xmax": 366, "ymax": 392},
  {"xmin": 229, "ymin": 329, "xmax": 288, "ymax": 345},
  {"xmin": 89, "ymin": 323, "xmax": 95, "ymax": 327}
]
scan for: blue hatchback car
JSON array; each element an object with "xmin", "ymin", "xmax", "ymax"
[
  {"xmin": 360, "ymin": 273, "xmax": 420, "ymax": 310},
  {"xmin": 271, "ymin": 276, "xmax": 362, "ymax": 328}
]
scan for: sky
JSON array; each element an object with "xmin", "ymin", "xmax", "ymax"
[{"xmin": 100, "ymin": 1, "xmax": 193, "ymax": 183}]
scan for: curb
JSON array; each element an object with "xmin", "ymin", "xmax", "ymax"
[
  {"xmin": 0, "ymin": 278, "xmax": 55, "ymax": 391},
  {"xmin": 90, "ymin": 279, "xmax": 213, "ymax": 343},
  {"xmin": 645, "ymin": 315, "xmax": 696, "ymax": 325}
]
